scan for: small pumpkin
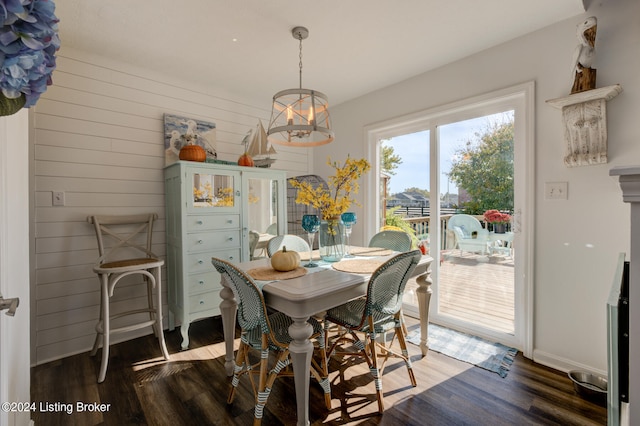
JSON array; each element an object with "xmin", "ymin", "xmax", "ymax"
[
  {"xmin": 271, "ymin": 246, "xmax": 300, "ymax": 272},
  {"xmin": 179, "ymin": 144, "xmax": 206, "ymax": 162},
  {"xmin": 238, "ymin": 152, "xmax": 254, "ymax": 167}
]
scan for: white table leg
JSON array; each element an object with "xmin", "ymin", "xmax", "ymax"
[
  {"xmin": 288, "ymin": 315, "xmax": 313, "ymax": 426},
  {"xmin": 219, "ymin": 278, "xmax": 238, "ymax": 376},
  {"xmin": 415, "ymin": 261, "xmax": 433, "ymax": 356}
]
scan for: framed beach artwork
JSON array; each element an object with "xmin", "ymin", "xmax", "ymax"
[{"xmin": 163, "ymin": 114, "xmax": 217, "ymax": 166}]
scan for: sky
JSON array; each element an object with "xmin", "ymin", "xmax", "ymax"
[{"xmin": 385, "ymin": 111, "xmax": 514, "ymax": 196}]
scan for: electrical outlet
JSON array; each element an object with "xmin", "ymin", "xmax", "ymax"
[
  {"xmin": 544, "ymin": 182, "xmax": 568, "ymax": 200},
  {"xmin": 52, "ymin": 191, "xmax": 65, "ymax": 206}
]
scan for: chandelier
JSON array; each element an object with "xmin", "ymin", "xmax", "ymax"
[{"xmin": 267, "ymin": 26, "xmax": 334, "ymax": 147}]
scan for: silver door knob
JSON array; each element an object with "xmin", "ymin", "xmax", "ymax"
[{"xmin": 0, "ymin": 296, "xmax": 19, "ymax": 316}]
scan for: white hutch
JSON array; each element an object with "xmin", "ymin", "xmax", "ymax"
[{"xmin": 164, "ymin": 161, "xmax": 286, "ymax": 349}]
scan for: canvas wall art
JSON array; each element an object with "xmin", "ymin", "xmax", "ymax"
[{"xmin": 164, "ymin": 114, "xmax": 217, "ymax": 166}]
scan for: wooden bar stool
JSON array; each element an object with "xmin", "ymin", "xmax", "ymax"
[{"xmin": 87, "ymin": 213, "xmax": 170, "ymax": 383}]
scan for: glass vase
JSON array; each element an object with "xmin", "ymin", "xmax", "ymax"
[{"xmin": 318, "ymin": 216, "xmax": 345, "ymax": 262}]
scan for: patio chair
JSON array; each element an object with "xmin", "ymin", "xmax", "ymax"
[
  {"xmin": 267, "ymin": 234, "xmax": 310, "ymax": 257},
  {"xmin": 87, "ymin": 213, "xmax": 170, "ymax": 383},
  {"xmin": 323, "ymin": 250, "xmax": 422, "ymax": 413},
  {"xmin": 368, "ymin": 230, "xmax": 412, "ymax": 252},
  {"xmin": 211, "ymin": 257, "xmax": 331, "ymax": 424},
  {"xmin": 448, "ymin": 214, "xmax": 489, "ymax": 256}
]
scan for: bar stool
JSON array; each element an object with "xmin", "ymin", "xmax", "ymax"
[{"xmin": 87, "ymin": 213, "xmax": 170, "ymax": 382}]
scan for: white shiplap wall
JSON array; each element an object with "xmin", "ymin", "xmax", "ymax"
[{"xmin": 32, "ymin": 47, "xmax": 311, "ymax": 364}]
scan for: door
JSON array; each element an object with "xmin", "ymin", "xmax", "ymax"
[
  {"xmin": 366, "ymin": 83, "xmax": 533, "ymax": 355},
  {"xmin": 0, "ymin": 110, "xmax": 31, "ymax": 426}
]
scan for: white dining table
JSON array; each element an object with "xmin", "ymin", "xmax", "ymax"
[{"xmin": 217, "ymin": 249, "xmax": 433, "ymax": 426}]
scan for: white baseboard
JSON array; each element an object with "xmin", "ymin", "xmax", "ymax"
[{"xmin": 532, "ymin": 349, "xmax": 607, "ymax": 377}]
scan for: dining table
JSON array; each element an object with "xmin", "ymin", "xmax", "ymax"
[{"xmin": 216, "ymin": 247, "xmax": 433, "ymax": 426}]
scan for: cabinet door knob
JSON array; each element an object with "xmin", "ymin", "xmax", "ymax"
[
  {"xmin": 197, "ymin": 259, "xmax": 203, "ymax": 264},
  {"xmin": 227, "ymin": 219, "xmax": 233, "ymax": 224},
  {"xmin": 227, "ymin": 237, "xmax": 233, "ymax": 241},
  {"xmin": 198, "ymin": 280, "xmax": 204, "ymax": 285},
  {"xmin": 197, "ymin": 239, "xmax": 203, "ymax": 244},
  {"xmin": 235, "ymin": 190, "xmax": 241, "ymax": 196},
  {"xmin": 199, "ymin": 300, "xmax": 205, "ymax": 305},
  {"xmin": 229, "ymin": 256, "xmax": 234, "ymax": 260},
  {"xmin": 196, "ymin": 220, "xmax": 203, "ymax": 225}
]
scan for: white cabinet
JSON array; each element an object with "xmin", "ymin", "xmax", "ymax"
[{"xmin": 164, "ymin": 161, "xmax": 286, "ymax": 349}]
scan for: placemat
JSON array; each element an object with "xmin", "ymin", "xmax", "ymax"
[
  {"xmin": 331, "ymin": 259, "xmax": 384, "ymax": 274},
  {"xmin": 350, "ymin": 247, "xmax": 393, "ymax": 257},
  {"xmin": 246, "ymin": 266, "xmax": 307, "ymax": 281},
  {"xmin": 298, "ymin": 249, "xmax": 320, "ymax": 261}
]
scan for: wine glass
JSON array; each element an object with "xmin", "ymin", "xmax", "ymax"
[
  {"xmin": 301, "ymin": 214, "xmax": 320, "ymax": 267},
  {"xmin": 341, "ymin": 212, "xmax": 357, "ymax": 258}
]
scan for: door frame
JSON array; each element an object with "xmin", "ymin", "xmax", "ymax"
[
  {"xmin": 0, "ymin": 109, "xmax": 32, "ymax": 425},
  {"xmin": 363, "ymin": 82, "xmax": 534, "ymax": 357}
]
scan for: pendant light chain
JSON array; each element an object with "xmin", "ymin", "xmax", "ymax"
[{"xmin": 298, "ymin": 34, "xmax": 303, "ymax": 89}]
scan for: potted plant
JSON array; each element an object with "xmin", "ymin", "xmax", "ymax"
[
  {"xmin": 290, "ymin": 156, "xmax": 370, "ymax": 261},
  {"xmin": 483, "ymin": 209, "xmax": 511, "ymax": 233}
]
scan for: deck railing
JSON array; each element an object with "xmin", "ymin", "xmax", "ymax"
[{"xmin": 399, "ymin": 212, "xmax": 486, "ymax": 249}]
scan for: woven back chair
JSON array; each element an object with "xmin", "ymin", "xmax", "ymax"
[
  {"xmin": 369, "ymin": 230, "xmax": 412, "ymax": 252},
  {"xmin": 324, "ymin": 250, "xmax": 421, "ymax": 413},
  {"xmin": 211, "ymin": 257, "xmax": 331, "ymax": 424},
  {"xmin": 266, "ymin": 234, "xmax": 310, "ymax": 257},
  {"xmin": 87, "ymin": 213, "xmax": 170, "ymax": 383}
]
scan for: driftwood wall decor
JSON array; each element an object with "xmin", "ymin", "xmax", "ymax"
[
  {"xmin": 547, "ymin": 85, "xmax": 622, "ymax": 167},
  {"xmin": 571, "ymin": 16, "xmax": 598, "ymax": 94}
]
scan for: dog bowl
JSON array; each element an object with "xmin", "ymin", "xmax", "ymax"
[{"xmin": 568, "ymin": 370, "xmax": 607, "ymax": 406}]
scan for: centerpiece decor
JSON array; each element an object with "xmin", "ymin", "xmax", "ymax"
[
  {"xmin": 483, "ymin": 209, "xmax": 511, "ymax": 234},
  {"xmin": 290, "ymin": 156, "xmax": 370, "ymax": 262},
  {"xmin": 0, "ymin": 0, "xmax": 60, "ymax": 116}
]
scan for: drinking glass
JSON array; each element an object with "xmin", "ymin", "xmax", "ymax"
[
  {"xmin": 341, "ymin": 212, "xmax": 357, "ymax": 258},
  {"xmin": 301, "ymin": 214, "xmax": 320, "ymax": 267}
]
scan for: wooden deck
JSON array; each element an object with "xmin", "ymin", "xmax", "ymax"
[{"xmin": 404, "ymin": 250, "xmax": 515, "ymax": 334}]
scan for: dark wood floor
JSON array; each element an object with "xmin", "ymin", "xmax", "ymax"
[{"xmin": 32, "ymin": 316, "xmax": 606, "ymax": 425}]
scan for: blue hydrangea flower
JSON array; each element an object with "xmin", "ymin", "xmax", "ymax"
[{"xmin": 0, "ymin": 0, "xmax": 59, "ymax": 111}]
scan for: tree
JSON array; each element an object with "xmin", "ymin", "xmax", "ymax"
[
  {"xmin": 447, "ymin": 121, "xmax": 514, "ymax": 214},
  {"xmin": 381, "ymin": 141, "xmax": 402, "ymax": 176}
]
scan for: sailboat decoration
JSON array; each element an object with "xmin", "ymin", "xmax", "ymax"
[{"xmin": 245, "ymin": 120, "xmax": 277, "ymax": 168}]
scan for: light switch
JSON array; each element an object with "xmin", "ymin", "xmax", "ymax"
[
  {"xmin": 544, "ymin": 182, "xmax": 568, "ymax": 200},
  {"xmin": 53, "ymin": 191, "xmax": 65, "ymax": 206}
]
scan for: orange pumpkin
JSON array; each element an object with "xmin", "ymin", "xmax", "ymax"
[
  {"xmin": 179, "ymin": 144, "xmax": 206, "ymax": 162},
  {"xmin": 238, "ymin": 152, "xmax": 254, "ymax": 167}
]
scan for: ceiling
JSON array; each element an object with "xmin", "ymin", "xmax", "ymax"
[{"xmin": 55, "ymin": 1, "xmax": 586, "ymax": 107}]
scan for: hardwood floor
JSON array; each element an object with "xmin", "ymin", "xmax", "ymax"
[{"xmin": 32, "ymin": 316, "xmax": 606, "ymax": 425}]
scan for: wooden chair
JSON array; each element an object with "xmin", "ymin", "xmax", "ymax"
[
  {"xmin": 369, "ymin": 230, "xmax": 412, "ymax": 252},
  {"xmin": 211, "ymin": 257, "xmax": 331, "ymax": 425},
  {"xmin": 87, "ymin": 214, "xmax": 170, "ymax": 383},
  {"xmin": 324, "ymin": 250, "xmax": 421, "ymax": 413},
  {"xmin": 266, "ymin": 234, "xmax": 310, "ymax": 257}
]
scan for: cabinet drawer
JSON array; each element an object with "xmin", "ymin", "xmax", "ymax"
[
  {"xmin": 186, "ymin": 231, "xmax": 240, "ymax": 252},
  {"xmin": 189, "ymin": 291, "xmax": 222, "ymax": 314},
  {"xmin": 187, "ymin": 249, "xmax": 240, "ymax": 274},
  {"xmin": 187, "ymin": 215, "xmax": 239, "ymax": 232},
  {"xmin": 188, "ymin": 271, "xmax": 222, "ymax": 295}
]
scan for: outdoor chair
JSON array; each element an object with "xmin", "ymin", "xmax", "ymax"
[
  {"xmin": 265, "ymin": 223, "xmax": 278, "ymax": 235},
  {"xmin": 323, "ymin": 250, "xmax": 422, "ymax": 413},
  {"xmin": 211, "ymin": 257, "xmax": 331, "ymax": 424},
  {"xmin": 87, "ymin": 213, "xmax": 170, "ymax": 383},
  {"xmin": 448, "ymin": 214, "xmax": 489, "ymax": 256},
  {"xmin": 368, "ymin": 230, "xmax": 412, "ymax": 252},
  {"xmin": 266, "ymin": 234, "xmax": 310, "ymax": 257}
]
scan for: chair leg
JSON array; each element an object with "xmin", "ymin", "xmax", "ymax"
[
  {"xmin": 253, "ymin": 335, "xmax": 271, "ymax": 426},
  {"xmin": 228, "ymin": 341, "xmax": 249, "ymax": 404},
  {"xmin": 153, "ymin": 267, "xmax": 170, "ymax": 360},
  {"xmin": 367, "ymin": 318, "xmax": 385, "ymax": 413},
  {"xmin": 97, "ymin": 275, "xmax": 110, "ymax": 383},
  {"xmin": 314, "ymin": 331, "xmax": 332, "ymax": 409},
  {"xmin": 395, "ymin": 316, "xmax": 417, "ymax": 387}
]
